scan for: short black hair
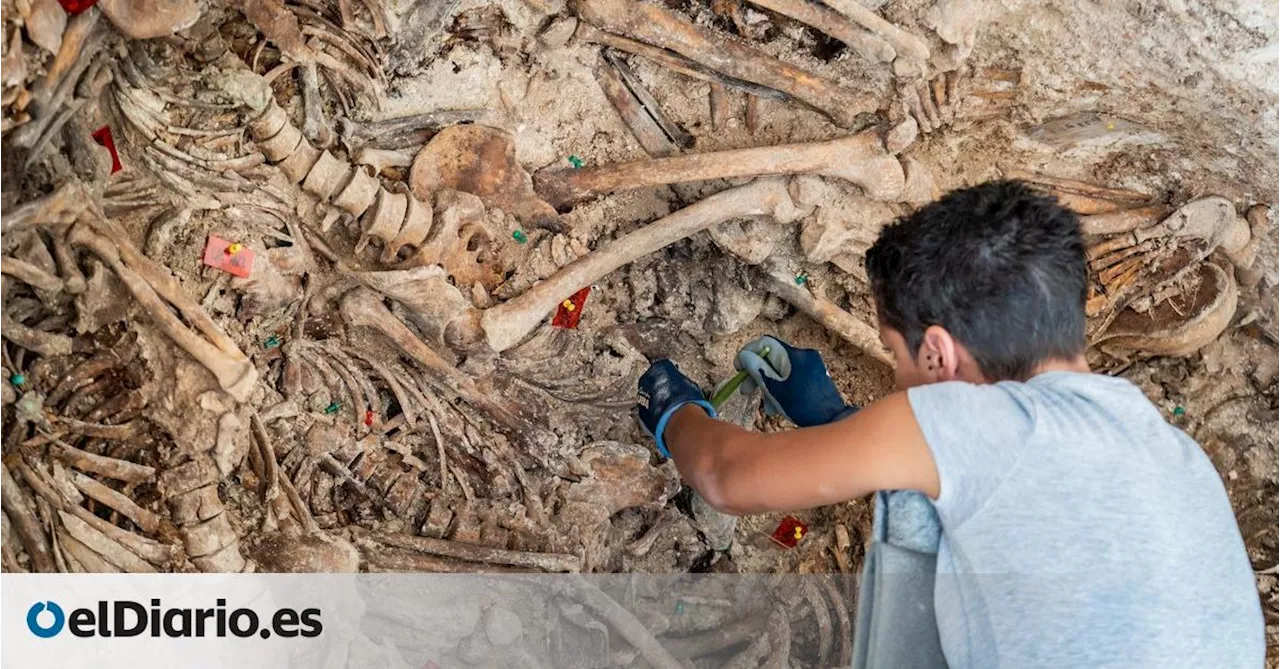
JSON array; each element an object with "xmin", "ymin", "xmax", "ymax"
[{"xmin": 865, "ymin": 180, "xmax": 1088, "ymax": 381}]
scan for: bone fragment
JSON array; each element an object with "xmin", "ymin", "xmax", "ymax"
[
  {"xmin": 1002, "ymin": 169, "xmax": 1152, "ymax": 204},
  {"xmin": 59, "ymin": 511, "xmax": 155, "ymax": 572},
  {"xmin": 50, "ymin": 230, "xmax": 87, "ymax": 293},
  {"xmin": 98, "ymin": 0, "xmax": 201, "ymax": 38},
  {"xmin": 748, "ymin": 0, "xmax": 894, "ymax": 63},
  {"xmin": 348, "ymin": 266, "xmax": 478, "ymax": 350},
  {"xmin": 70, "ymin": 470, "xmax": 162, "ymax": 534},
  {"xmin": 605, "ymin": 50, "xmax": 694, "ymax": 150},
  {"xmin": 483, "ymin": 178, "xmax": 811, "ymax": 352},
  {"xmin": 577, "ymin": 0, "xmax": 871, "ymax": 127},
  {"xmin": 50, "ymin": 441, "xmax": 156, "ymax": 483},
  {"xmin": 337, "ymin": 109, "xmax": 504, "ymax": 151},
  {"xmin": 575, "ymin": 23, "xmax": 790, "ymax": 102},
  {"xmin": 710, "ymin": 83, "xmax": 730, "ymax": 130},
  {"xmin": 1, "ymin": 465, "xmax": 56, "ymax": 572},
  {"xmin": 352, "ymin": 528, "xmax": 582, "ymax": 572},
  {"xmin": 1, "ymin": 311, "xmax": 74, "ymax": 357},
  {"xmin": 59, "ymin": 528, "xmax": 121, "ymax": 572},
  {"xmin": 298, "ymin": 62, "xmax": 335, "ymax": 148},
  {"xmin": 1, "ymin": 181, "xmax": 90, "ymax": 234},
  {"xmin": 821, "ymin": 0, "xmax": 930, "ymax": 64},
  {"xmin": 69, "ymin": 222, "xmax": 257, "ymax": 402},
  {"xmin": 597, "ymin": 52, "xmax": 684, "ymax": 158},
  {"xmin": 1079, "ymin": 204, "xmax": 1170, "ymax": 236},
  {"xmin": 2, "ymin": 256, "xmax": 65, "ymax": 292},
  {"xmin": 761, "ymin": 259, "xmax": 893, "ymax": 366},
  {"xmin": 535, "ymin": 130, "xmax": 902, "ymax": 209},
  {"xmin": 26, "ymin": 462, "xmax": 172, "ymax": 563},
  {"xmin": 340, "ymin": 289, "xmax": 555, "ymax": 455}
]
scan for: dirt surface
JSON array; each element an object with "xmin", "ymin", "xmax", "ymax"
[{"xmin": 1, "ymin": 0, "xmax": 1276, "ymax": 663}]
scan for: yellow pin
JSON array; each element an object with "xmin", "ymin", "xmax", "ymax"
[
  {"xmin": 227, "ymin": 243, "xmax": 243, "ymax": 255},
  {"xmin": 794, "ymin": 527, "xmax": 803, "ymax": 540},
  {"xmin": 562, "ymin": 299, "xmax": 575, "ymax": 312}
]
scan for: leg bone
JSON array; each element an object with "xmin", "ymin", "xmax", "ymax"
[
  {"xmin": 482, "ymin": 178, "xmax": 811, "ymax": 352},
  {"xmin": 534, "ymin": 130, "xmax": 903, "ymax": 209},
  {"xmin": 577, "ymin": 0, "xmax": 872, "ymax": 127}
]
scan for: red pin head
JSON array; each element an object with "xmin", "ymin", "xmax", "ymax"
[
  {"xmin": 770, "ymin": 516, "xmax": 808, "ymax": 548},
  {"xmin": 91, "ymin": 125, "xmax": 122, "ymax": 173},
  {"xmin": 552, "ymin": 286, "xmax": 591, "ymax": 329}
]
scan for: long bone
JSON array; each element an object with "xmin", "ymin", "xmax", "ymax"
[
  {"xmin": 68, "ymin": 222, "xmax": 258, "ymax": 402},
  {"xmin": 760, "ymin": 258, "xmax": 893, "ymax": 366},
  {"xmin": 746, "ymin": 0, "xmax": 895, "ymax": 63},
  {"xmin": 534, "ymin": 130, "xmax": 904, "ymax": 210},
  {"xmin": 821, "ymin": 0, "xmax": 931, "ymax": 65},
  {"xmin": 481, "ymin": 178, "xmax": 811, "ymax": 352},
  {"xmin": 576, "ymin": 0, "xmax": 872, "ymax": 128},
  {"xmin": 339, "ymin": 289, "xmax": 558, "ymax": 460},
  {"xmin": 574, "ymin": 23, "xmax": 792, "ymax": 102}
]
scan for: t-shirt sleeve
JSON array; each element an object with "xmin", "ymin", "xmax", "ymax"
[{"xmin": 907, "ymin": 381, "xmax": 1034, "ymax": 528}]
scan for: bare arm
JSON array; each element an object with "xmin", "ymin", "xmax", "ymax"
[{"xmin": 664, "ymin": 391, "xmax": 940, "ymax": 515}]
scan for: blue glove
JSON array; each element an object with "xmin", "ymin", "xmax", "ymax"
[
  {"xmin": 735, "ymin": 336, "xmax": 856, "ymax": 427},
  {"xmin": 637, "ymin": 359, "xmax": 717, "ymax": 458}
]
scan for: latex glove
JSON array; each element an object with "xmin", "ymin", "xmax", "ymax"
[
  {"xmin": 637, "ymin": 359, "xmax": 717, "ymax": 458},
  {"xmin": 735, "ymin": 335, "xmax": 857, "ymax": 427}
]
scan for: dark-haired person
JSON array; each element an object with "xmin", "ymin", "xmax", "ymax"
[{"xmin": 637, "ymin": 181, "xmax": 1264, "ymax": 668}]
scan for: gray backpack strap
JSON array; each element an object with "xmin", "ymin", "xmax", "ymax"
[{"xmin": 850, "ymin": 491, "xmax": 949, "ymax": 669}]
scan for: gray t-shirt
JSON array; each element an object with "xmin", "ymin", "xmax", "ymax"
[{"xmin": 907, "ymin": 371, "xmax": 1264, "ymax": 668}]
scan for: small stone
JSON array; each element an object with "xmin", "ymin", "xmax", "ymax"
[
  {"xmin": 483, "ymin": 606, "xmax": 523, "ymax": 646},
  {"xmin": 885, "ymin": 116, "xmax": 919, "ymax": 154},
  {"xmin": 420, "ymin": 497, "xmax": 453, "ymax": 539},
  {"xmin": 538, "ymin": 16, "xmax": 578, "ymax": 50}
]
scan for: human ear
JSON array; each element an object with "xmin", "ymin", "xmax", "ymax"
[{"xmin": 918, "ymin": 326, "xmax": 960, "ymax": 381}]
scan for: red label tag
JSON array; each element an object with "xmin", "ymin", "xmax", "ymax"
[
  {"xmin": 551, "ymin": 286, "xmax": 591, "ymax": 329},
  {"xmin": 770, "ymin": 516, "xmax": 808, "ymax": 548},
  {"xmin": 202, "ymin": 236, "xmax": 255, "ymax": 278},
  {"xmin": 57, "ymin": 0, "xmax": 97, "ymax": 14},
  {"xmin": 91, "ymin": 125, "xmax": 122, "ymax": 173},
  {"xmin": 364, "ymin": 410, "xmax": 374, "ymax": 427}
]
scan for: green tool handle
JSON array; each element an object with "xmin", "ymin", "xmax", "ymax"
[{"xmin": 708, "ymin": 346, "xmax": 771, "ymax": 409}]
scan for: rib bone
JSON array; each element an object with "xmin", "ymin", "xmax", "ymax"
[
  {"xmin": 577, "ymin": 0, "xmax": 872, "ymax": 127},
  {"xmin": 534, "ymin": 130, "xmax": 903, "ymax": 209},
  {"xmin": 339, "ymin": 289, "xmax": 557, "ymax": 458},
  {"xmin": 482, "ymin": 178, "xmax": 811, "ymax": 352}
]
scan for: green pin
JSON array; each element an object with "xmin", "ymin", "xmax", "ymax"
[
  {"xmin": 263, "ymin": 335, "xmax": 281, "ymax": 349},
  {"xmin": 1173, "ymin": 406, "xmax": 1185, "ymax": 416},
  {"xmin": 512, "ymin": 229, "xmax": 528, "ymax": 244},
  {"xmin": 674, "ymin": 600, "xmax": 685, "ymax": 614},
  {"xmin": 9, "ymin": 373, "xmax": 25, "ymax": 387},
  {"xmin": 568, "ymin": 155, "xmax": 584, "ymax": 168},
  {"xmin": 795, "ymin": 272, "xmax": 809, "ymax": 285},
  {"xmin": 324, "ymin": 402, "xmax": 341, "ymax": 415}
]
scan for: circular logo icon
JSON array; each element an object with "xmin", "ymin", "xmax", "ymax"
[{"xmin": 27, "ymin": 601, "xmax": 65, "ymax": 638}]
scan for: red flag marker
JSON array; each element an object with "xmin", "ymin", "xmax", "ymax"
[
  {"xmin": 91, "ymin": 125, "xmax": 122, "ymax": 173},
  {"xmin": 202, "ymin": 236, "xmax": 255, "ymax": 278},
  {"xmin": 770, "ymin": 516, "xmax": 808, "ymax": 548},
  {"xmin": 57, "ymin": 0, "xmax": 97, "ymax": 14},
  {"xmin": 552, "ymin": 286, "xmax": 591, "ymax": 329}
]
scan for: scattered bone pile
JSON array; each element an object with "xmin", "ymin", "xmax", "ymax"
[{"xmin": 0, "ymin": 0, "xmax": 1273, "ymax": 645}]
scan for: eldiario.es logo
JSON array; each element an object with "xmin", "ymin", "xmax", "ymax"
[{"xmin": 26, "ymin": 599, "xmax": 322, "ymax": 639}]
